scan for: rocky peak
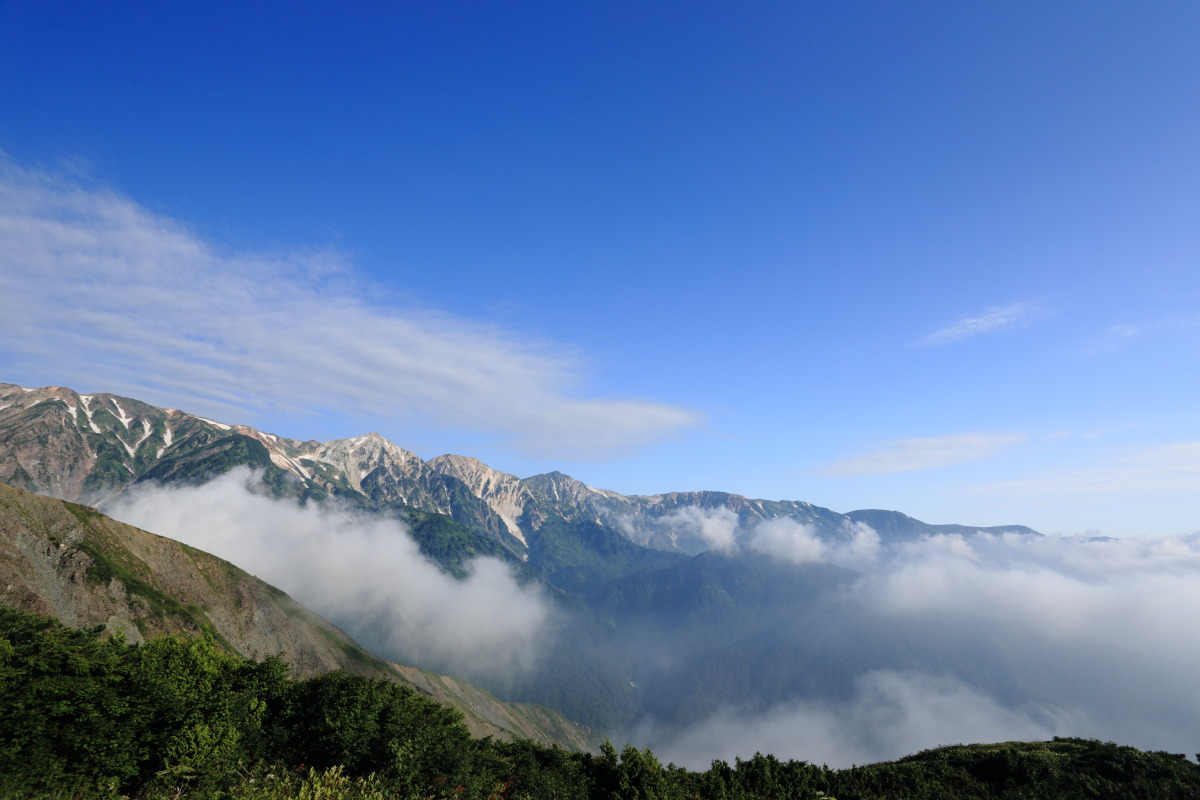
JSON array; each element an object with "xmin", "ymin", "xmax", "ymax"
[
  {"xmin": 523, "ymin": 471, "xmax": 626, "ymax": 507},
  {"xmin": 311, "ymin": 432, "xmax": 422, "ymax": 492},
  {"xmin": 428, "ymin": 454, "xmax": 518, "ymax": 490},
  {"xmin": 319, "ymin": 432, "xmax": 418, "ymax": 464}
]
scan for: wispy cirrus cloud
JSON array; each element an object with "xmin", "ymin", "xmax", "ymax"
[
  {"xmin": 917, "ymin": 301, "xmax": 1046, "ymax": 346},
  {"xmin": 823, "ymin": 433, "xmax": 1027, "ymax": 476},
  {"xmin": 0, "ymin": 162, "xmax": 700, "ymax": 459}
]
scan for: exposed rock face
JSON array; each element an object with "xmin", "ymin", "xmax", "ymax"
[
  {"xmin": 0, "ymin": 481, "xmax": 600, "ymax": 750},
  {"xmin": 311, "ymin": 432, "xmax": 423, "ymax": 499},
  {"xmin": 428, "ymin": 454, "xmax": 532, "ymax": 544},
  {"xmin": 0, "ymin": 480, "xmax": 378, "ymax": 675},
  {"xmin": 519, "ymin": 471, "xmax": 852, "ymax": 553}
]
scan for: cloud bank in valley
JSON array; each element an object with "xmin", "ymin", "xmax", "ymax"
[
  {"xmin": 644, "ymin": 524, "xmax": 1200, "ymax": 768},
  {"xmin": 660, "ymin": 506, "xmax": 742, "ymax": 553},
  {"xmin": 645, "ymin": 670, "xmax": 1076, "ymax": 770},
  {"xmin": 0, "ymin": 163, "xmax": 699, "ymax": 459},
  {"xmin": 105, "ymin": 468, "xmax": 554, "ymax": 682}
]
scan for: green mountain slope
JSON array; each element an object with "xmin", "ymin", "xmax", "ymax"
[{"xmin": 0, "ymin": 482, "xmax": 600, "ymax": 751}]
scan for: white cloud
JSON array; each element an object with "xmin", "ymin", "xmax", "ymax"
[
  {"xmin": 648, "ymin": 528, "xmax": 1200, "ymax": 767},
  {"xmin": 102, "ymin": 469, "xmax": 1200, "ymax": 765},
  {"xmin": 0, "ymin": 163, "xmax": 700, "ymax": 459},
  {"xmin": 748, "ymin": 517, "xmax": 880, "ymax": 569},
  {"xmin": 918, "ymin": 301, "xmax": 1045, "ymax": 346},
  {"xmin": 644, "ymin": 671, "xmax": 1073, "ymax": 769},
  {"xmin": 824, "ymin": 433, "xmax": 1027, "ymax": 476},
  {"xmin": 660, "ymin": 506, "xmax": 741, "ymax": 553},
  {"xmin": 105, "ymin": 468, "xmax": 554, "ymax": 682},
  {"xmin": 748, "ymin": 517, "xmax": 827, "ymax": 564},
  {"xmin": 854, "ymin": 531, "xmax": 1200, "ymax": 746},
  {"xmin": 1081, "ymin": 314, "xmax": 1200, "ymax": 355}
]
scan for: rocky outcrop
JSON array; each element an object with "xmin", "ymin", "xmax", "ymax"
[{"xmin": 0, "ymin": 480, "xmax": 385, "ymax": 674}]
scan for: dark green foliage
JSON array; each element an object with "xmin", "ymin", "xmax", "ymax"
[
  {"xmin": 526, "ymin": 515, "xmax": 685, "ymax": 594},
  {"xmin": 278, "ymin": 671, "xmax": 469, "ymax": 783},
  {"xmin": 138, "ymin": 434, "xmax": 286, "ymax": 487},
  {"xmin": 821, "ymin": 739, "xmax": 1200, "ymax": 799},
  {"xmin": 0, "ymin": 608, "xmax": 478, "ymax": 796},
  {"xmin": 405, "ymin": 509, "xmax": 527, "ymax": 579},
  {"xmin": 491, "ymin": 738, "xmax": 590, "ymax": 799},
  {"xmin": 0, "ymin": 609, "xmax": 137, "ymax": 792},
  {"xmin": 589, "ymin": 742, "xmax": 687, "ymax": 800}
]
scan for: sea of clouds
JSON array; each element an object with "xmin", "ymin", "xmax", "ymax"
[{"xmin": 638, "ymin": 510, "xmax": 1200, "ymax": 767}]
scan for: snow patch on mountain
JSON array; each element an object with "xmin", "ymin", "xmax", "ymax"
[
  {"xmin": 111, "ymin": 399, "xmax": 134, "ymax": 430},
  {"xmin": 79, "ymin": 395, "xmax": 103, "ymax": 434},
  {"xmin": 156, "ymin": 424, "xmax": 175, "ymax": 458},
  {"xmin": 119, "ymin": 419, "xmax": 154, "ymax": 457}
]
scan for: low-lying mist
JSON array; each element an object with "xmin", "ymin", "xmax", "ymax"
[
  {"xmin": 641, "ymin": 670, "xmax": 1080, "ymax": 769},
  {"xmin": 106, "ymin": 468, "xmax": 555, "ymax": 684},
  {"xmin": 635, "ymin": 518, "xmax": 1200, "ymax": 768}
]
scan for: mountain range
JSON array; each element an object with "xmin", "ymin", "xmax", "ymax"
[
  {"xmin": 0, "ymin": 382, "xmax": 1034, "ymax": 555},
  {"xmin": 0, "ymin": 381, "xmax": 1044, "ymax": 738}
]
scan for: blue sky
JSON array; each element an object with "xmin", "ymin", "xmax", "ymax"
[{"xmin": 2, "ymin": 2, "xmax": 1198, "ymax": 536}]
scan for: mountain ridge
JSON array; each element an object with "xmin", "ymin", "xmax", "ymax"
[{"xmin": 0, "ymin": 382, "xmax": 1039, "ymax": 560}]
